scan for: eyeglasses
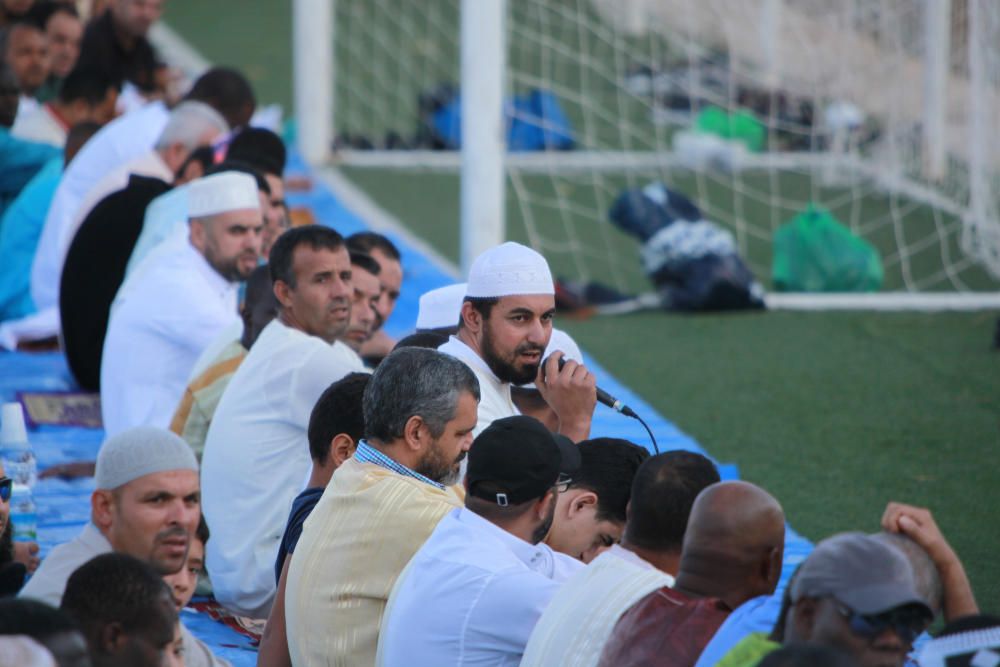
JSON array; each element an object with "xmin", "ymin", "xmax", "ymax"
[
  {"xmin": 0, "ymin": 477, "xmax": 11, "ymax": 502},
  {"xmin": 554, "ymin": 474, "xmax": 573, "ymax": 493},
  {"xmin": 833, "ymin": 600, "xmax": 930, "ymax": 644}
]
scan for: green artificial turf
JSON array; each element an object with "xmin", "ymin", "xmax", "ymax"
[{"xmin": 166, "ymin": 0, "xmax": 1000, "ymax": 607}]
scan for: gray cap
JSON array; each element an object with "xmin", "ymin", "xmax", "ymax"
[
  {"xmin": 95, "ymin": 427, "xmax": 199, "ymax": 490},
  {"xmin": 791, "ymin": 532, "xmax": 932, "ymax": 616}
]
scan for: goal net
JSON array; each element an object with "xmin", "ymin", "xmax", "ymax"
[{"xmin": 319, "ymin": 0, "xmax": 1000, "ymax": 304}]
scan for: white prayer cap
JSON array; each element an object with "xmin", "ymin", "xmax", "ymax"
[
  {"xmin": 416, "ymin": 283, "xmax": 467, "ymax": 330},
  {"xmin": 465, "ymin": 242, "xmax": 554, "ymax": 299},
  {"xmin": 188, "ymin": 171, "xmax": 260, "ymax": 219},
  {"xmin": 95, "ymin": 427, "xmax": 198, "ymax": 490},
  {"xmin": 545, "ymin": 328, "xmax": 583, "ymax": 363}
]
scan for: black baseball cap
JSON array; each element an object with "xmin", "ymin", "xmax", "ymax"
[{"xmin": 466, "ymin": 415, "xmax": 581, "ymax": 506}]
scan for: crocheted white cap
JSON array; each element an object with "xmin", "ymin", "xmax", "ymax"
[
  {"xmin": 465, "ymin": 242, "xmax": 554, "ymax": 298},
  {"xmin": 416, "ymin": 283, "xmax": 467, "ymax": 330},
  {"xmin": 545, "ymin": 328, "xmax": 582, "ymax": 364},
  {"xmin": 188, "ymin": 171, "xmax": 259, "ymax": 218},
  {"xmin": 95, "ymin": 427, "xmax": 198, "ymax": 490}
]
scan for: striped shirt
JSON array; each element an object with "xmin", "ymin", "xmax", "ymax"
[{"xmin": 353, "ymin": 440, "xmax": 445, "ymax": 490}]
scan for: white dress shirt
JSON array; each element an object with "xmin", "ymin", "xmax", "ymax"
[
  {"xmin": 519, "ymin": 545, "xmax": 674, "ymax": 667},
  {"xmin": 438, "ymin": 336, "xmax": 519, "ymax": 436},
  {"xmin": 377, "ymin": 508, "xmax": 582, "ymax": 667},
  {"xmin": 31, "ymin": 100, "xmax": 169, "ymax": 312},
  {"xmin": 100, "ymin": 240, "xmax": 239, "ymax": 437},
  {"xmin": 200, "ymin": 319, "xmax": 368, "ymax": 619},
  {"xmin": 11, "ymin": 104, "xmax": 66, "ymax": 146}
]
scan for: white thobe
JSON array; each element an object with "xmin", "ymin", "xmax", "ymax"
[
  {"xmin": 201, "ymin": 319, "xmax": 367, "ymax": 619},
  {"xmin": 18, "ymin": 522, "xmax": 231, "ymax": 667},
  {"xmin": 519, "ymin": 545, "xmax": 674, "ymax": 667},
  {"xmin": 31, "ymin": 100, "xmax": 169, "ymax": 312},
  {"xmin": 11, "ymin": 104, "xmax": 66, "ymax": 147},
  {"xmin": 377, "ymin": 508, "xmax": 582, "ymax": 667},
  {"xmin": 100, "ymin": 240, "xmax": 239, "ymax": 437},
  {"xmin": 438, "ymin": 336, "xmax": 519, "ymax": 436}
]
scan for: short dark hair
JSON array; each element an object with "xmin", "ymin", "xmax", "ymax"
[
  {"xmin": 195, "ymin": 514, "xmax": 210, "ymax": 546},
  {"xmin": 349, "ymin": 251, "xmax": 381, "ymax": 277},
  {"xmin": 572, "ymin": 438, "xmax": 650, "ymax": 524},
  {"xmin": 394, "ymin": 331, "xmax": 449, "ymax": 350},
  {"xmin": 623, "ymin": 450, "xmax": 720, "ymax": 552},
  {"xmin": 205, "ymin": 159, "xmax": 270, "ymax": 194},
  {"xmin": 185, "ymin": 67, "xmax": 256, "ymax": 129},
  {"xmin": 346, "ymin": 232, "xmax": 401, "ymax": 262},
  {"xmin": 0, "ymin": 598, "xmax": 79, "ymax": 639},
  {"xmin": 308, "ymin": 372, "xmax": 369, "ymax": 464},
  {"xmin": 268, "ymin": 225, "xmax": 345, "ymax": 289},
  {"xmin": 460, "ymin": 296, "xmax": 499, "ymax": 326},
  {"xmin": 60, "ymin": 553, "xmax": 176, "ymax": 647},
  {"xmin": 57, "ymin": 67, "xmax": 118, "ymax": 105},
  {"xmin": 241, "ymin": 264, "xmax": 278, "ymax": 349},
  {"xmin": 757, "ymin": 644, "xmax": 860, "ymax": 667},
  {"xmin": 227, "ymin": 127, "xmax": 287, "ymax": 176},
  {"xmin": 27, "ymin": 1, "xmax": 78, "ymax": 29},
  {"xmin": 364, "ymin": 347, "xmax": 479, "ymax": 442}
]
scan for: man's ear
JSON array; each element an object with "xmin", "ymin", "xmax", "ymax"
[
  {"xmin": 570, "ymin": 490, "xmax": 598, "ymax": 517},
  {"xmin": 402, "ymin": 415, "xmax": 426, "ymax": 452},
  {"xmin": 273, "ymin": 280, "xmax": 294, "ymax": 309},
  {"xmin": 329, "ymin": 434, "xmax": 356, "ymax": 468},
  {"xmin": 460, "ymin": 301, "xmax": 481, "ymax": 334},
  {"xmin": 188, "ymin": 218, "xmax": 208, "ymax": 252},
  {"xmin": 763, "ymin": 546, "xmax": 783, "ymax": 590},
  {"xmin": 99, "ymin": 620, "xmax": 126, "ymax": 655},
  {"xmin": 537, "ymin": 488, "xmax": 557, "ymax": 521},
  {"xmin": 91, "ymin": 489, "xmax": 114, "ymax": 533}
]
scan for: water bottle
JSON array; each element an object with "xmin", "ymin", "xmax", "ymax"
[
  {"xmin": 1, "ymin": 402, "xmax": 37, "ymax": 487},
  {"xmin": 9, "ymin": 483, "xmax": 37, "ymax": 541}
]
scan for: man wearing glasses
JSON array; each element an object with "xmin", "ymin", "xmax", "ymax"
[{"xmin": 376, "ymin": 414, "xmax": 583, "ymax": 666}]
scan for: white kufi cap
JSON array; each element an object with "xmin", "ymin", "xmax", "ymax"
[
  {"xmin": 95, "ymin": 426, "xmax": 199, "ymax": 490},
  {"xmin": 545, "ymin": 328, "xmax": 583, "ymax": 364},
  {"xmin": 188, "ymin": 171, "xmax": 260, "ymax": 218},
  {"xmin": 416, "ymin": 283, "xmax": 467, "ymax": 330},
  {"xmin": 465, "ymin": 242, "xmax": 554, "ymax": 298}
]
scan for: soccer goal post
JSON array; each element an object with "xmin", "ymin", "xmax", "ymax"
[{"xmin": 295, "ymin": 0, "xmax": 1000, "ymax": 310}]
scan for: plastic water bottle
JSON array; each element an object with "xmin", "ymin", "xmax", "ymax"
[
  {"xmin": 1, "ymin": 402, "xmax": 37, "ymax": 487},
  {"xmin": 9, "ymin": 483, "xmax": 37, "ymax": 541}
]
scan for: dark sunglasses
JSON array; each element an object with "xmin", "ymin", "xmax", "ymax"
[
  {"xmin": 833, "ymin": 601, "xmax": 930, "ymax": 644},
  {"xmin": 0, "ymin": 477, "xmax": 11, "ymax": 502}
]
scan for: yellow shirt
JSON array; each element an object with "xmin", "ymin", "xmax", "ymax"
[{"xmin": 285, "ymin": 456, "xmax": 462, "ymax": 667}]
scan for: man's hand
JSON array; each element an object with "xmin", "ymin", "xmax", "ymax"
[
  {"xmin": 536, "ymin": 352, "xmax": 596, "ymax": 442},
  {"xmin": 13, "ymin": 541, "xmax": 39, "ymax": 574},
  {"xmin": 881, "ymin": 501, "xmax": 978, "ymax": 621}
]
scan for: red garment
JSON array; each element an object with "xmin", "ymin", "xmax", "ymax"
[{"xmin": 597, "ymin": 586, "xmax": 731, "ymax": 667}]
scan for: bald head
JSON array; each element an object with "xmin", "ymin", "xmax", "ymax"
[{"xmin": 675, "ymin": 481, "xmax": 786, "ymax": 608}]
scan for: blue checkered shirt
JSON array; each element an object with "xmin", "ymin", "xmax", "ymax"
[{"xmin": 353, "ymin": 440, "xmax": 445, "ymax": 490}]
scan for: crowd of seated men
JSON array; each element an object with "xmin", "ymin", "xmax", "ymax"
[{"xmin": 0, "ymin": 2, "xmax": 991, "ymax": 667}]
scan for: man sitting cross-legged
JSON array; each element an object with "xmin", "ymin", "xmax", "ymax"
[
  {"xmin": 201, "ymin": 225, "xmax": 367, "ymax": 619},
  {"xmin": 19, "ymin": 427, "xmax": 230, "ymax": 667},
  {"xmin": 285, "ymin": 347, "xmax": 479, "ymax": 666},
  {"xmin": 257, "ymin": 372, "xmax": 370, "ymax": 667},
  {"xmin": 377, "ymin": 414, "xmax": 584, "ymax": 666},
  {"xmin": 521, "ymin": 450, "xmax": 721, "ymax": 667},
  {"xmin": 598, "ymin": 480, "xmax": 786, "ymax": 667}
]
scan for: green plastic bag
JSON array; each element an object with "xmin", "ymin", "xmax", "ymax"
[
  {"xmin": 772, "ymin": 205, "xmax": 883, "ymax": 292},
  {"xmin": 694, "ymin": 106, "xmax": 766, "ymax": 152}
]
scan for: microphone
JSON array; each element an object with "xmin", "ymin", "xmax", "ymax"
[{"xmin": 554, "ymin": 356, "xmax": 637, "ymax": 418}]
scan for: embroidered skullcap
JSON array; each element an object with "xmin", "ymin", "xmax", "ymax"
[
  {"xmin": 95, "ymin": 427, "xmax": 198, "ymax": 490},
  {"xmin": 465, "ymin": 242, "xmax": 554, "ymax": 298},
  {"xmin": 416, "ymin": 283, "xmax": 467, "ymax": 330},
  {"xmin": 188, "ymin": 171, "xmax": 259, "ymax": 218}
]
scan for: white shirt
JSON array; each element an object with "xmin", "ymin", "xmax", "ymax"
[
  {"xmin": 438, "ymin": 336, "xmax": 518, "ymax": 436},
  {"xmin": 100, "ymin": 240, "xmax": 239, "ymax": 437},
  {"xmin": 519, "ymin": 546, "xmax": 674, "ymax": 667},
  {"xmin": 200, "ymin": 319, "xmax": 368, "ymax": 619},
  {"xmin": 31, "ymin": 100, "xmax": 169, "ymax": 312},
  {"xmin": 377, "ymin": 508, "xmax": 582, "ymax": 667},
  {"xmin": 11, "ymin": 104, "xmax": 66, "ymax": 146}
]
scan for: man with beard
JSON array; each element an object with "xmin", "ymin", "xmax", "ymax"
[
  {"xmin": 439, "ymin": 242, "xmax": 597, "ymax": 440},
  {"xmin": 201, "ymin": 225, "xmax": 366, "ymax": 619},
  {"xmin": 99, "ymin": 170, "xmax": 262, "ymax": 436},
  {"xmin": 19, "ymin": 428, "xmax": 231, "ymax": 667},
  {"xmin": 376, "ymin": 415, "xmax": 583, "ymax": 666},
  {"xmin": 286, "ymin": 347, "xmax": 479, "ymax": 666}
]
